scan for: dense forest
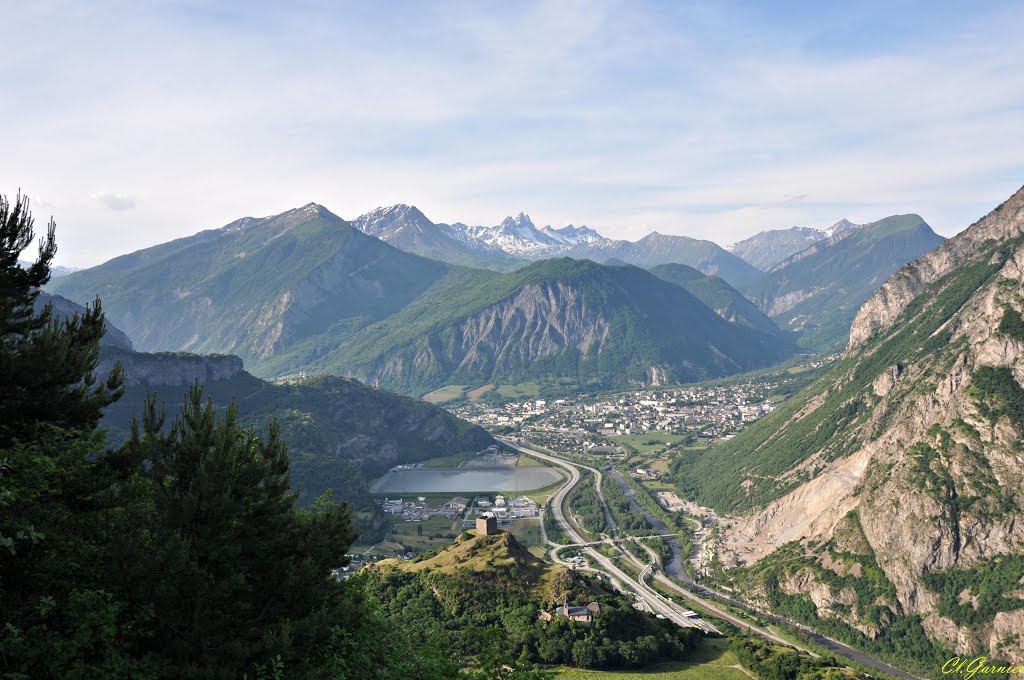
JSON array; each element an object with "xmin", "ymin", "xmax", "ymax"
[{"xmin": 0, "ymin": 194, "xmax": 471, "ymax": 678}]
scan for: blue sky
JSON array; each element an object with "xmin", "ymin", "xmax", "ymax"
[{"xmin": 3, "ymin": 1, "xmax": 1023, "ymax": 266}]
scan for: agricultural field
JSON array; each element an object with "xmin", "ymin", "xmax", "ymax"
[
  {"xmin": 507, "ymin": 518, "xmax": 543, "ymax": 548},
  {"xmin": 466, "ymin": 383, "xmax": 494, "ymax": 400},
  {"xmin": 421, "ymin": 384, "xmax": 467, "ymax": 403},
  {"xmin": 494, "ymin": 381, "xmax": 543, "ymax": 399},
  {"xmin": 387, "ymin": 515, "xmax": 462, "ymax": 551}
]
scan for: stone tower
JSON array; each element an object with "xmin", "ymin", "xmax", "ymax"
[{"xmin": 475, "ymin": 512, "xmax": 497, "ymax": 536}]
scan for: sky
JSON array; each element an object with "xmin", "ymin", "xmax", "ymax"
[{"xmin": 3, "ymin": 1, "xmax": 1024, "ymax": 267}]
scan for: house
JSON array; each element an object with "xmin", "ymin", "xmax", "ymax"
[
  {"xmin": 446, "ymin": 497, "xmax": 469, "ymax": 512},
  {"xmin": 538, "ymin": 601, "xmax": 600, "ymax": 626}
]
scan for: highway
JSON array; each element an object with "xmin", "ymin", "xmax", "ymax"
[
  {"xmin": 500, "ymin": 437, "xmax": 922, "ymax": 680},
  {"xmin": 500, "ymin": 438, "xmax": 718, "ymax": 633}
]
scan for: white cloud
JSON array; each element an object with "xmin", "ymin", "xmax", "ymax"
[
  {"xmin": 90, "ymin": 192, "xmax": 137, "ymax": 211},
  {"xmin": 1, "ymin": 1, "xmax": 1022, "ymax": 265}
]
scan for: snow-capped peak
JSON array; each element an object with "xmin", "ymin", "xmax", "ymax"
[
  {"xmin": 540, "ymin": 224, "xmax": 606, "ymax": 245},
  {"xmin": 823, "ymin": 218, "xmax": 859, "ymax": 237}
]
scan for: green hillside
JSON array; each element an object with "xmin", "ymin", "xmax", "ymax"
[
  {"xmin": 49, "ymin": 204, "xmax": 452, "ymax": 368},
  {"xmin": 99, "ymin": 347, "xmax": 494, "ymax": 536},
  {"xmin": 280, "ymin": 258, "xmax": 796, "ymax": 395},
  {"xmin": 741, "ymin": 215, "xmax": 945, "ymax": 351},
  {"xmin": 674, "ymin": 236, "xmax": 1007, "ymax": 513},
  {"xmin": 647, "ymin": 263, "xmax": 785, "ymax": 337},
  {"xmin": 363, "ymin": 530, "xmax": 703, "ymax": 670}
]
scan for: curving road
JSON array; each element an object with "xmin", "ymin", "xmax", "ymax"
[
  {"xmin": 500, "ymin": 438, "xmax": 717, "ymax": 633},
  {"xmin": 504, "ymin": 437, "xmax": 922, "ymax": 680}
]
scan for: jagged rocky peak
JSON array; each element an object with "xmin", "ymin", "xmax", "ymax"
[
  {"xmin": 540, "ymin": 223, "xmax": 605, "ymax": 245},
  {"xmin": 498, "ymin": 212, "xmax": 538, "ymax": 232},
  {"xmin": 824, "ymin": 218, "xmax": 860, "ymax": 236},
  {"xmin": 353, "ymin": 204, "xmax": 434, "ymax": 235}
]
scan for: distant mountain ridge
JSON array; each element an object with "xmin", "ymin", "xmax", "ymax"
[
  {"xmin": 49, "ymin": 203, "xmax": 453, "ymax": 372},
  {"xmin": 35, "ymin": 291, "xmax": 133, "ymax": 349},
  {"xmin": 727, "ymin": 219, "xmax": 861, "ymax": 271},
  {"xmin": 19, "ymin": 259, "xmax": 79, "ymax": 278},
  {"xmin": 740, "ymin": 215, "xmax": 945, "ymax": 350},
  {"xmin": 50, "ymin": 205, "xmax": 794, "ymax": 394},
  {"xmin": 350, "ymin": 205, "xmax": 762, "ymax": 288},
  {"xmin": 646, "ymin": 263, "xmax": 785, "ymax": 337}
]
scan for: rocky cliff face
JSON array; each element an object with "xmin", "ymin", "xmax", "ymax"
[
  {"xmin": 714, "ymin": 184, "xmax": 1024, "ymax": 662},
  {"xmin": 848, "ymin": 189, "xmax": 1024, "ymax": 352},
  {"xmin": 368, "ymin": 281, "xmax": 611, "ymax": 387},
  {"xmin": 331, "ymin": 261, "xmax": 796, "ymax": 395},
  {"xmin": 98, "ymin": 346, "xmax": 244, "ymax": 387}
]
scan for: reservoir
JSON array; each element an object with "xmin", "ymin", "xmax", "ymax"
[{"xmin": 370, "ymin": 467, "xmax": 564, "ymax": 494}]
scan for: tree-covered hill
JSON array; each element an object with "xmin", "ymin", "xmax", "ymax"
[
  {"xmin": 98, "ymin": 347, "xmax": 494, "ymax": 525},
  {"xmin": 363, "ymin": 530, "xmax": 703, "ymax": 669}
]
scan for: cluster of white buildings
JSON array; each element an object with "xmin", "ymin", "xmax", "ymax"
[
  {"xmin": 454, "ymin": 378, "xmax": 789, "ymax": 445},
  {"xmin": 461, "ymin": 494, "xmax": 540, "ymax": 528}
]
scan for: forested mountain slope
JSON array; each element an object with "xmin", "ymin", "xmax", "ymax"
[
  {"xmin": 98, "ymin": 347, "xmax": 493, "ymax": 531},
  {"xmin": 49, "ymin": 204, "xmax": 452, "ymax": 372},
  {"xmin": 647, "ymin": 262, "xmax": 785, "ymax": 337}
]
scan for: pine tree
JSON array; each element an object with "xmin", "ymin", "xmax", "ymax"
[
  {"xmin": 115, "ymin": 388, "xmax": 361, "ymax": 677},
  {"xmin": 0, "ymin": 192, "xmax": 124, "ymax": 447},
  {"xmin": 0, "ymin": 192, "xmax": 145, "ymax": 677}
]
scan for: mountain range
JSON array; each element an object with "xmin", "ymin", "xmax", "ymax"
[
  {"xmin": 344, "ymin": 204, "xmax": 943, "ymax": 350},
  {"xmin": 726, "ymin": 219, "xmax": 860, "ymax": 270},
  {"xmin": 350, "ymin": 206, "xmax": 762, "ymax": 288},
  {"xmin": 266, "ymin": 257, "xmax": 796, "ymax": 394},
  {"xmin": 49, "ymin": 203, "xmax": 453, "ymax": 370},
  {"xmin": 19, "ymin": 259, "xmax": 79, "ymax": 277},
  {"xmin": 674, "ymin": 183, "xmax": 1024, "ymax": 666},
  {"xmin": 740, "ymin": 215, "xmax": 945, "ymax": 350},
  {"xmin": 50, "ymin": 207, "xmax": 798, "ymax": 395}
]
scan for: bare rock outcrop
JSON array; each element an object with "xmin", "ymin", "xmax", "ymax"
[{"xmin": 847, "ymin": 183, "xmax": 1024, "ymax": 353}]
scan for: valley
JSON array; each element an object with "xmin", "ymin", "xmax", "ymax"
[{"xmin": 8, "ymin": 5, "xmax": 1024, "ymax": 678}]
